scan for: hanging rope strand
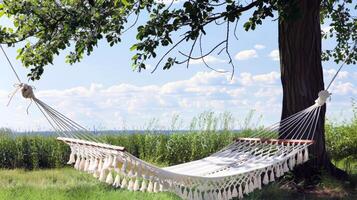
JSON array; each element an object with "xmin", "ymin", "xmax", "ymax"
[
  {"xmin": 326, "ymin": 62, "xmax": 346, "ymax": 90},
  {"xmin": 0, "ymin": 44, "xmax": 22, "ymax": 83}
]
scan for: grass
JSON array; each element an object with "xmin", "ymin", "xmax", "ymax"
[
  {"xmin": 0, "ymin": 168, "xmax": 180, "ymax": 200},
  {"xmin": 0, "ymin": 168, "xmax": 355, "ymax": 200}
]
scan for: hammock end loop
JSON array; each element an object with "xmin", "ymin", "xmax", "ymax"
[
  {"xmin": 7, "ymin": 83, "xmax": 36, "ymax": 114},
  {"xmin": 21, "ymin": 83, "xmax": 36, "ymax": 99},
  {"xmin": 315, "ymin": 90, "xmax": 331, "ymax": 106}
]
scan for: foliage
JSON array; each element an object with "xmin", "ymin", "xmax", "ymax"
[
  {"xmin": 0, "ymin": 0, "xmax": 355, "ymax": 80},
  {"xmin": 0, "ymin": 130, "xmax": 248, "ymax": 169},
  {"xmin": 321, "ymin": 0, "xmax": 357, "ymax": 64},
  {"xmin": 325, "ymin": 101, "xmax": 357, "ymax": 173},
  {"xmin": 0, "ymin": 134, "xmax": 70, "ymax": 169}
]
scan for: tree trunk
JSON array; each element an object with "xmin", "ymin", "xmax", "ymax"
[{"xmin": 278, "ymin": 0, "xmax": 347, "ymax": 181}]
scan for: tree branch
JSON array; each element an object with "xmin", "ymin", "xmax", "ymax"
[{"xmin": 151, "ymin": 36, "xmax": 187, "ymax": 73}]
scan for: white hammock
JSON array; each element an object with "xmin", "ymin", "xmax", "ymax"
[{"xmin": 11, "ymin": 82, "xmax": 330, "ymax": 200}]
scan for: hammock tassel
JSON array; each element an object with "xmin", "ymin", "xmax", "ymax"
[
  {"xmin": 98, "ymin": 158, "xmax": 103, "ymax": 172},
  {"xmin": 195, "ymin": 190, "xmax": 201, "ymax": 200},
  {"xmin": 297, "ymin": 151, "xmax": 303, "ymax": 165},
  {"xmin": 280, "ymin": 164, "xmax": 284, "ymax": 176},
  {"xmin": 67, "ymin": 152, "xmax": 76, "ymax": 164},
  {"xmin": 188, "ymin": 190, "xmax": 193, "ymax": 200},
  {"xmin": 238, "ymin": 185, "xmax": 243, "ymax": 199},
  {"xmin": 203, "ymin": 191, "xmax": 209, "ymax": 200},
  {"xmin": 99, "ymin": 168, "xmax": 109, "ymax": 182},
  {"xmin": 243, "ymin": 181, "xmax": 249, "ymax": 194},
  {"xmin": 303, "ymin": 148, "xmax": 309, "ymax": 162},
  {"xmin": 113, "ymin": 174, "xmax": 121, "ymax": 188},
  {"xmin": 217, "ymin": 190, "xmax": 222, "ymax": 200},
  {"xmin": 160, "ymin": 183, "xmax": 165, "ymax": 192},
  {"xmin": 256, "ymin": 174, "xmax": 262, "ymax": 189},
  {"xmin": 191, "ymin": 190, "xmax": 196, "ymax": 200},
  {"xmin": 140, "ymin": 179, "xmax": 148, "ymax": 192},
  {"xmin": 133, "ymin": 179, "xmax": 141, "ymax": 191},
  {"xmin": 127, "ymin": 178, "xmax": 134, "ymax": 191},
  {"xmin": 276, "ymin": 165, "xmax": 281, "ymax": 178},
  {"xmin": 93, "ymin": 158, "xmax": 99, "ymax": 172},
  {"xmin": 87, "ymin": 158, "xmax": 94, "ymax": 171},
  {"xmin": 153, "ymin": 181, "xmax": 160, "ymax": 193},
  {"xmin": 121, "ymin": 177, "xmax": 128, "ymax": 189},
  {"xmin": 209, "ymin": 190, "xmax": 215, "ymax": 200},
  {"xmin": 283, "ymin": 160, "xmax": 289, "ymax": 172},
  {"xmin": 105, "ymin": 171, "xmax": 114, "ymax": 185},
  {"xmin": 74, "ymin": 156, "xmax": 80, "ymax": 170},
  {"xmin": 232, "ymin": 187, "xmax": 238, "ymax": 198},
  {"xmin": 269, "ymin": 169, "xmax": 275, "ymax": 182},
  {"xmin": 219, "ymin": 190, "xmax": 225, "ymax": 200},
  {"xmin": 289, "ymin": 156, "xmax": 295, "ymax": 170},
  {"xmin": 84, "ymin": 158, "xmax": 90, "ymax": 172},
  {"xmin": 253, "ymin": 176, "xmax": 257, "ymax": 189},
  {"xmin": 227, "ymin": 188, "xmax": 232, "ymax": 200},
  {"xmin": 79, "ymin": 157, "xmax": 86, "ymax": 171},
  {"xmin": 249, "ymin": 179, "xmax": 254, "ymax": 192},
  {"xmin": 147, "ymin": 179, "xmax": 153, "ymax": 193},
  {"xmin": 263, "ymin": 171, "xmax": 269, "ymax": 185}
]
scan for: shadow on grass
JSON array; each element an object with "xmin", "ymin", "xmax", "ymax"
[{"xmin": 242, "ymin": 172, "xmax": 357, "ymax": 200}]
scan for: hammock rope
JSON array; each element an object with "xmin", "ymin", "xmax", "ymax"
[{"xmin": 0, "ymin": 44, "xmax": 347, "ymax": 200}]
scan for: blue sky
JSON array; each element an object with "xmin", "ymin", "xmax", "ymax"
[{"xmin": 0, "ymin": 3, "xmax": 356, "ymax": 131}]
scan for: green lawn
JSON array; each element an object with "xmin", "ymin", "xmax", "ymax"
[
  {"xmin": 0, "ymin": 168, "xmax": 355, "ymax": 200},
  {"xmin": 0, "ymin": 168, "xmax": 180, "ymax": 200}
]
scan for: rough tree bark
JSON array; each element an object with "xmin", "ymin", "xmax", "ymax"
[{"xmin": 278, "ymin": 0, "xmax": 347, "ymax": 181}]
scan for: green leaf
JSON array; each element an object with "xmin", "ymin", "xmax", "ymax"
[
  {"xmin": 130, "ymin": 44, "xmax": 137, "ymax": 51},
  {"xmin": 121, "ymin": 0, "xmax": 129, "ymax": 6}
]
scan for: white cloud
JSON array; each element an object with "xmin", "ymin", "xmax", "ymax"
[
  {"xmin": 1, "ymin": 69, "xmax": 353, "ymax": 131},
  {"xmin": 234, "ymin": 50, "xmax": 258, "ymax": 60},
  {"xmin": 254, "ymin": 44, "xmax": 266, "ymax": 50},
  {"xmin": 0, "ymin": 90, "xmax": 7, "ymax": 98},
  {"xmin": 0, "ymin": 71, "xmax": 284, "ymax": 130},
  {"xmin": 237, "ymin": 71, "xmax": 280, "ymax": 86},
  {"xmin": 330, "ymin": 82, "xmax": 357, "ymax": 95},
  {"xmin": 269, "ymin": 49, "xmax": 280, "ymax": 61},
  {"xmin": 324, "ymin": 69, "xmax": 349, "ymax": 79},
  {"xmin": 254, "ymin": 87, "xmax": 282, "ymax": 97},
  {"xmin": 353, "ymin": 72, "xmax": 357, "ymax": 79},
  {"xmin": 189, "ymin": 55, "xmax": 226, "ymax": 65},
  {"xmin": 253, "ymin": 71, "xmax": 280, "ymax": 84}
]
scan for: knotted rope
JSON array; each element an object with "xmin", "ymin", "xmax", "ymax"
[
  {"xmin": 315, "ymin": 90, "xmax": 331, "ymax": 106},
  {"xmin": 7, "ymin": 83, "xmax": 36, "ymax": 114}
]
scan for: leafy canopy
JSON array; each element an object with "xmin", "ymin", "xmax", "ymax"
[{"xmin": 0, "ymin": 0, "xmax": 356, "ymax": 80}]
